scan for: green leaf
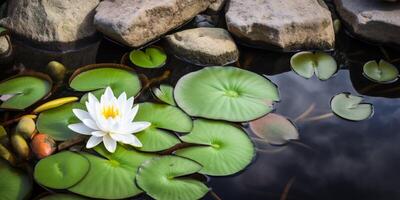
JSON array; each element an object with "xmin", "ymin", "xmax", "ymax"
[
  {"xmin": 330, "ymin": 93, "xmax": 373, "ymax": 121},
  {"xmin": 363, "ymin": 60, "xmax": 399, "ymax": 83},
  {"xmin": 136, "ymin": 155, "xmax": 209, "ymax": 200},
  {"xmin": 174, "ymin": 66, "xmax": 279, "ymax": 122},
  {"xmin": 0, "ymin": 125, "xmax": 6, "ymax": 139},
  {"xmin": 0, "ymin": 75, "xmax": 52, "ymax": 110},
  {"xmin": 152, "ymin": 84, "xmax": 176, "ymax": 106},
  {"xmin": 290, "ymin": 51, "xmax": 337, "ymax": 80},
  {"xmin": 0, "ymin": 159, "xmax": 32, "ymax": 200},
  {"xmin": 129, "ymin": 46, "xmax": 167, "ymax": 68},
  {"xmin": 175, "ymin": 119, "xmax": 255, "ymax": 176},
  {"xmin": 134, "ymin": 102, "xmax": 192, "ymax": 152},
  {"xmin": 68, "ymin": 145, "xmax": 156, "ymax": 199},
  {"xmin": 34, "ymin": 151, "xmax": 90, "ymax": 189},
  {"xmin": 39, "ymin": 194, "xmax": 89, "ymax": 200}
]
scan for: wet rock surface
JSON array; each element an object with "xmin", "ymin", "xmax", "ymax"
[{"xmin": 0, "ymin": 36, "xmax": 10, "ymax": 55}]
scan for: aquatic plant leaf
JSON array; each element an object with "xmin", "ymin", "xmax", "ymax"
[
  {"xmin": 34, "ymin": 151, "xmax": 90, "ymax": 189},
  {"xmin": 152, "ymin": 84, "xmax": 176, "ymax": 106},
  {"xmin": 330, "ymin": 93, "xmax": 373, "ymax": 121},
  {"xmin": 0, "ymin": 125, "xmax": 6, "ymax": 139},
  {"xmin": 129, "ymin": 47, "xmax": 167, "ymax": 68},
  {"xmin": 69, "ymin": 145, "xmax": 156, "ymax": 199},
  {"xmin": 175, "ymin": 119, "xmax": 255, "ymax": 176},
  {"xmin": 40, "ymin": 194, "xmax": 89, "ymax": 200},
  {"xmin": 0, "ymin": 75, "xmax": 51, "ymax": 110},
  {"xmin": 37, "ymin": 102, "xmax": 82, "ymax": 141},
  {"xmin": 174, "ymin": 66, "xmax": 279, "ymax": 122},
  {"xmin": 290, "ymin": 51, "xmax": 337, "ymax": 81},
  {"xmin": 136, "ymin": 155, "xmax": 209, "ymax": 200},
  {"xmin": 249, "ymin": 113, "xmax": 299, "ymax": 145},
  {"xmin": 134, "ymin": 103, "xmax": 192, "ymax": 152},
  {"xmin": 363, "ymin": 60, "xmax": 399, "ymax": 83},
  {"xmin": 0, "ymin": 159, "xmax": 32, "ymax": 200}
]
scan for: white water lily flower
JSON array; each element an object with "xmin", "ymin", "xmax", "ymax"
[{"xmin": 68, "ymin": 87, "xmax": 150, "ymax": 153}]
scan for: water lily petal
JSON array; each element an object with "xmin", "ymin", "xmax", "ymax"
[
  {"xmin": 124, "ymin": 104, "xmax": 139, "ymax": 123},
  {"xmin": 113, "ymin": 134, "xmax": 142, "ymax": 147},
  {"xmin": 122, "ymin": 121, "xmax": 151, "ymax": 134},
  {"xmin": 91, "ymin": 131, "xmax": 106, "ymax": 137},
  {"xmin": 86, "ymin": 136, "xmax": 103, "ymax": 148},
  {"xmin": 86, "ymin": 93, "xmax": 99, "ymax": 119},
  {"xmin": 72, "ymin": 109, "xmax": 91, "ymax": 121},
  {"xmin": 103, "ymin": 134, "xmax": 117, "ymax": 153},
  {"xmin": 68, "ymin": 123, "xmax": 93, "ymax": 135},
  {"xmin": 126, "ymin": 97, "xmax": 134, "ymax": 109},
  {"xmin": 82, "ymin": 119, "xmax": 99, "ymax": 130}
]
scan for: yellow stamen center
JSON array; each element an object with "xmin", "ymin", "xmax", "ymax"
[{"xmin": 102, "ymin": 105, "xmax": 120, "ymax": 119}]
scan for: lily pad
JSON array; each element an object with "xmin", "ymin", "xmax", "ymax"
[
  {"xmin": 0, "ymin": 159, "xmax": 32, "ymax": 200},
  {"xmin": 330, "ymin": 93, "xmax": 373, "ymax": 121},
  {"xmin": 152, "ymin": 84, "xmax": 176, "ymax": 106},
  {"xmin": 40, "ymin": 194, "xmax": 89, "ymax": 200},
  {"xmin": 249, "ymin": 113, "xmax": 299, "ymax": 145},
  {"xmin": 363, "ymin": 60, "xmax": 399, "ymax": 83},
  {"xmin": 175, "ymin": 119, "xmax": 255, "ymax": 176},
  {"xmin": 290, "ymin": 51, "xmax": 337, "ymax": 80},
  {"xmin": 136, "ymin": 155, "xmax": 209, "ymax": 200},
  {"xmin": 34, "ymin": 151, "xmax": 90, "ymax": 189},
  {"xmin": 0, "ymin": 74, "xmax": 52, "ymax": 110},
  {"xmin": 174, "ymin": 67, "xmax": 279, "ymax": 122},
  {"xmin": 134, "ymin": 102, "xmax": 192, "ymax": 152},
  {"xmin": 129, "ymin": 46, "xmax": 167, "ymax": 68},
  {"xmin": 69, "ymin": 145, "xmax": 156, "ymax": 199},
  {"xmin": 69, "ymin": 64, "xmax": 141, "ymax": 101},
  {"xmin": 36, "ymin": 103, "xmax": 82, "ymax": 141}
]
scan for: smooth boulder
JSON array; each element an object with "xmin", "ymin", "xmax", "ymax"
[{"xmin": 209, "ymin": 0, "xmax": 226, "ymax": 13}]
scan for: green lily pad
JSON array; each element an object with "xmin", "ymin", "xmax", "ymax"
[
  {"xmin": 69, "ymin": 64, "xmax": 141, "ymax": 101},
  {"xmin": 69, "ymin": 145, "xmax": 156, "ymax": 199},
  {"xmin": 290, "ymin": 51, "xmax": 337, "ymax": 80},
  {"xmin": 174, "ymin": 66, "xmax": 279, "ymax": 122},
  {"xmin": 152, "ymin": 84, "xmax": 176, "ymax": 106},
  {"xmin": 0, "ymin": 74, "xmax": 52, "ymax": 110},
  {"xmin": 129, "ymin": 46, "xmax": 167, "ymax": 68},
  {"xmin": 36, "ymin": 103, "xmax": 82, "ymax": 141},
  {"xmin": 249, "ymin": 113, "xmax": 299, "ymax": 145},
  {"xmin": 330, "ymin": 93, "xmax": 373, "ymax": 121},
  {"xmin": 0, "ymin": 26, "xmax": 7, "ymax": 36},
  {"xmin": 134, "ymin": 102, "xmax": 192, "ymax": 152},
  {"xmin": 175, "ymin": 119, "xmax": 255, "ymax": 176},
  {"xmin": 40, "ymin": 194, "xmax": 89, "ymax": 200},
  {"xmin": 0, "ymin": 159, "xmax": 32, "ymax": 200},
  {"xmin": 136, "ymin": 155, "xmax": 209, "ymax": 200},
  {"xmin": 363, "ymin": 60, "xmax": 399, "ymax": 83},
  {"xmin": 34, "ymin": 151, "xmax": 90, "ymax": 189}
]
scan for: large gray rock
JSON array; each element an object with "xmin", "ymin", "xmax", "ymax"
[
  {"xmin": 166, "ymin": 27, "xmax": 238, "ymax": 66},
  {"xmin": 94, "ymin": 0, "xmax": 212, "ymax": 47},
  {"xmin": 334, "ymin": 0, "xmax": 400, "ymax": 45},
  {"xmin": 225, "ymin": 0, "xmax": 335, "ymax": 51},
  {"xmin": 209, "ymin": 0, "xmax": 226, "ymax": 12}
]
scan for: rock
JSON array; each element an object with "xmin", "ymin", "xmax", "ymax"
[
  {"xmin": 94, "ymin": 0, "xmax": 212, "ymax": 47},
  {"xmin": 209, "ymin": 0, "xmax": 226, "ymax": 13},
  {"xmin": 166, "ymin": 27, "xmax": 239, "ymax": 66},
  {"xmin": 0, "ymin": 36, "xmax": 10, "ymax": 55},
  {"xmin": 225, "ymin": 0, "xmax": 335, "ymax": 51},
  {"xmin": 334, "ymin": 0, "xmax": 400, "ymax": 45}
]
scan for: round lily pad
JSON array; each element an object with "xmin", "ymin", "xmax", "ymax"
[
  {"xmin": 175, "ymin": 119, "xmax": 255, "ymax": 176},
  {"xmin": 0, "ymin": 74, "xmax": 51, "ymax": 110},
  {"xmin": 363, "ymin": 60, "xmax": 399, "ymax": 83},
  {"xmin": 174, "ymin": 66, "xmax": 279, "ymax": 122},
  {"xmin": 37, "ymin": 103, "xmax": 82, "ymax": 141},
  {"xmin": 134, "ymin": 102, "xmax": 192, "ymax": 152},
  {"xmin": 152, "ymin": 84, "xmax": 176, "ymax": 106},
  {"xmin": 69, "ymin": 145, "xmax": 156, "ymax": 199},
  {"xmin": 129, "ymin": 46, "xmax": 167, "ymax": 68},
  {"xmin": 40, "ymin": 194, "xmax": 89, "ymax": 200},
  {"xmin": 69, "ymin": 64, "xmax": 141, "ymax": 101},
  {"xmin": 34, "ymin": 151, "xmax": 90, "ymax": 189},
  {"xmin": 249, "ymin": 113, "xmax": 299, "ymax": 145},
  {"xmin": 330, "ymin": 93, "xmax": 373, "ymax": 121},
  {"xmin": 0, "ymin": 159, "xmax": 32, "ymax": 200},
  {"xmin": 136, "ymin": 155, "xmax": 209, "ymax": 200},
  {"xmin": 290, "ymin": 51, "xmax": 337, "ymax": 80}
]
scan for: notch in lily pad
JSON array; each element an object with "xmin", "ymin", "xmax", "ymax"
[
  {"xmin": 330, "ymin": 93, "xmax": 373, "ymax": 121},
  {"xmin": 363, "ymin": 60, "xmax": 399, "ymax": 84},
  {"xmin": 129, "ymin": 46, "xmax": 167, "ymax": 68},
  {"xmin": 290, "ymin": 51, "xmax": 338, "ymax": 81},
  {"xmin": 152, "ymin": 84, "xmax": 176, "ymax": 106}
]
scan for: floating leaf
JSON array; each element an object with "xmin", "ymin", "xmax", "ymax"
[
  {"xmin": 0, "ymin": 74, "xmax": 52, "ymax": 110},
  {"xmin": 136, "ymin": 155, "xmax": 209, "ymax": 200},
  {"xmin": 330, "ymin": 93, "xmax": 373, "ymax": 121},
  {"xmin": 0, "ymin": 26, "xmax": 7, "ymax": 36},
  {"xmin": 69, "ymin": 145, "xmax": 156, "ymax": 199},
  {"xmin": 134, "ymin": 103, "xmax": 192, "ymax": 152},
  {"xmin": 290, "ymin": 51, "xmax": 337, "ymax": 80},
  {"xmin": 34, "ymin": 151, "xmax": 90, "ymax": 189},
  {"xmin": 174, "ymin": 67, "xmax": 279, "ymax": 122},
  {"xmin": 249, "ymin": 113, "xmax": 299, "ymax": 145},
  {"xmin": 40, "ymin": 194, "xmax": 89, "ymax": 200},
  {"xmin": 363, "ymin": 60, "xmax": 399, "ymax": 83},
  {"xmin": 152, "ymin": 84, "xmax": 176, "ymax": 106},
  {"xmin": 175, "ymin": 119, "xmax": 255, "ymax": 176},
  {"xmin": 0, "ymin": 159, "xmax": 32, "ymax": 200},
  {"xmin": 0, "ymin": 125, "xmax": 6, "ymax": 139},
  {"xmin": 129, "ymin": 46, "xmax": 167, "ymax": 68},
  {"xmin": 33, "ymin": 97, "xmax": 79, "ymax": 114}
]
